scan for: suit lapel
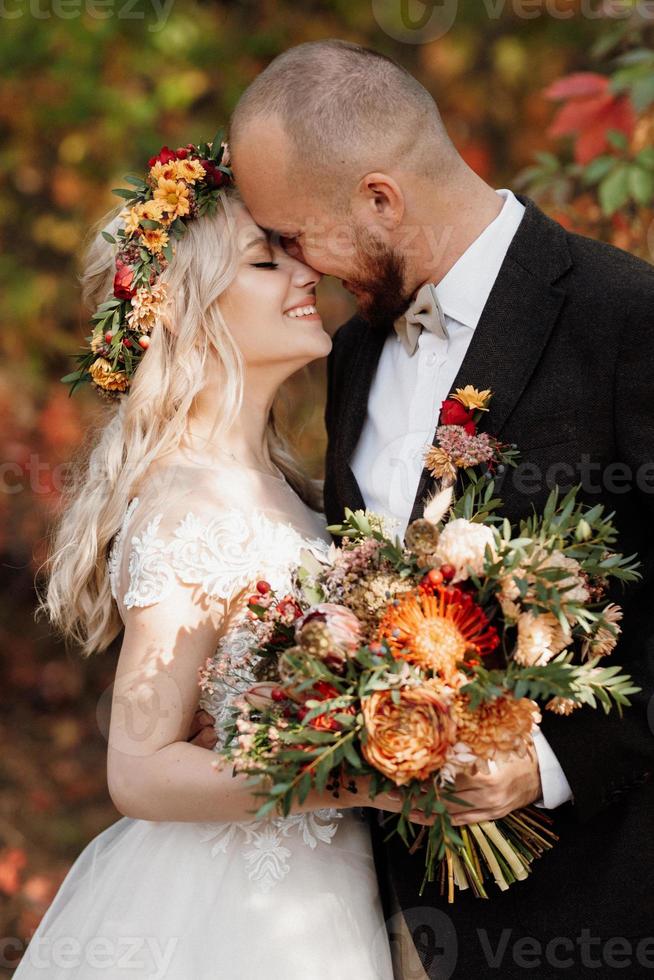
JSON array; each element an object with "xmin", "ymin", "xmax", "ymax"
[{"xmin": 408, "ymin": 197, "xmax": 573, "ymax": 524}]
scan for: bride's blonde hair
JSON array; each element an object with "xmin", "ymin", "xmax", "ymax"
[{"xmin": 41, "ymin": 188, "xmax": 321, "ymax": 657}]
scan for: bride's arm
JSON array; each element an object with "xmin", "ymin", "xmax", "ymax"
[{"xmin": 106, "ymin": 591, "xmax": 338, "ymax": 823}]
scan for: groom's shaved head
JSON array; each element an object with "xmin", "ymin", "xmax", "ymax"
[{"xmin": 230, "ymin": 39, "xmax": 458, "ymax": 202}]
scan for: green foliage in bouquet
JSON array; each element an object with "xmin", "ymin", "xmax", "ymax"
[{"xmin": 219, "ymin": 439, "xmax": 640, "ymax": 901}]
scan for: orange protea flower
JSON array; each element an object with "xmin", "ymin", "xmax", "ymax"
[
  {"xmin": 454, "ymin": 692, "xmax": 540, "ymax": 761},
  {"xmin": 378, "ymin": 586, "xmax": 499, "ymax": 680},
  {"xmin": 361, "ymin": 683, "xmax": 456, "ymax": 785},
  {"xmin": 154, "ymin": 178, "xmax": 191, "ymax": 218}
]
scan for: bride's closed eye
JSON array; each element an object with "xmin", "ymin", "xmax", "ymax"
[{"xmin": 251, "ymin": 261, "xmax": 279, "ymax": 269}]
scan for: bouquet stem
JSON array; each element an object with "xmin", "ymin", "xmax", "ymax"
[{"xmin": 425, "ymin": 807, "xmax": 558, "ymax": 903}]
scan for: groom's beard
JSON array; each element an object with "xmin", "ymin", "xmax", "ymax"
[{"xmin": 347, "ymin": 226, "xmax": 412, "ymax": 333}]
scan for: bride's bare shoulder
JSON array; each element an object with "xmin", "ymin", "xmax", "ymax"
[{"xmin": 130, "ymin": 457, "xmax": 247, "ymax": 519}]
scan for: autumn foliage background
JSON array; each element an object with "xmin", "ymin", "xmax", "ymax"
[{"xmin": 1, "ymin": 1, "xmax": 653, "ymax": 970}]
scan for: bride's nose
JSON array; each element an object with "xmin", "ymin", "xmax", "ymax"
[{"xmin": 292, "ymin": 258, "xmax": 321, "ymax": 290}]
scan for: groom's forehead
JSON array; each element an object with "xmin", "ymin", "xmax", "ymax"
[{"xmin": 231, "ymin": 119, "xmax": 314, "ymax": 231}]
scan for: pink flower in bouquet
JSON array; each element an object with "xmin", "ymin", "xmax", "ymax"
[
  {"xmin": 296, "ymin": 603, "xmax": 362, "ymax": 671},
  {"xmin": 243, "ymin": 682, "xmax": 279, "ymax": 711}
]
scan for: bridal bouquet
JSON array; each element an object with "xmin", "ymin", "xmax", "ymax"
[{"xmin": 219, "ymin": 387, "xmax": 640, "ymax": 902}]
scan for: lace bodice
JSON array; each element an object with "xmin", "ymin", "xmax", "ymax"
[{"xmin": 106, "ymin": 464, "xmax": 342, "ymax": 891}]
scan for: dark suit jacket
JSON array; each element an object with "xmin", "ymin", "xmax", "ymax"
[{"xmin": 324, "ymin": 196, "xmax": 654, "ymax": 979}]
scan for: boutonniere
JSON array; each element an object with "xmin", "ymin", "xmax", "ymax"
[{"xmin": 424, "ymin": 385, "xmax": 518, "ymax": 488}]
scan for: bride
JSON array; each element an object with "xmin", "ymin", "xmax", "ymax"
[{"xmin": 14, "ymin": 143, "xmax": 400, "ymax": 978}]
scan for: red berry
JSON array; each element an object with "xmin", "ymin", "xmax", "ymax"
[
  {"xmin": 138, "ymin": 336, "xmax": 150, "ymax": 350},
  {"xmin": 105, "ymin": 331, "xmax": 113, "ymax": 343},
  {"xmin": 256, "ymin": 580, "xmax": 272, "ymax": 595},
  {"xmin": 427, "ymin": 569, "xmax": 444, "ymax": 586},
  {"xmin": 271, "ymin": 687, "xmax": 286, "ymax": 702},
  {"xmin": 247, "ymin": 594, "xmax": 261, "ymax": 607},
  {"xmin": 123, "ymin": 338, "xmax": 132, "ymax": 348},
  {"xmin": 440, "ymin": 564, "xmax": 456, "ymax": 582}
]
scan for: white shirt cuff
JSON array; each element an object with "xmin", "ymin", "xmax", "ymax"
[{"xmin": 532, "ymin": 728, "xmax": 574, "ymax": 809}]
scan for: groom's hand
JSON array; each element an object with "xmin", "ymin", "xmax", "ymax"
[
  {"xmin": 186, "ymin": 708, "xmax": 218, "ymax": 749},
  {"xmin": 446, "ymin": 750, "xmax": 542, "ymax": 826}
]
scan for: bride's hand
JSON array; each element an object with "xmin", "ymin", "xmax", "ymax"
[
  {"xmin": 187, "ymin": 708, "xmax": 218, "ymax": 749},
  {"xmin": 332, "ymin": 774, "xmax": 440, "ymax": 827}
]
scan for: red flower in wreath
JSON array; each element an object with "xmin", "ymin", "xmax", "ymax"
[
  {"xmin": 148, "ymin": 145, "xmax": 177, "ymax": 168},
  {"xmin": 113, "ymin": 259, "xmax": 136, "ymax": 301},
  {"xmin": 200, "ymin": 160, "xmax": 228, "ymax": 188}
]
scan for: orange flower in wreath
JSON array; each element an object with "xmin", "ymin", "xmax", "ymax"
[{"xmin": 378, "ymin": 586, "xmax": 498, "ymax": 681}]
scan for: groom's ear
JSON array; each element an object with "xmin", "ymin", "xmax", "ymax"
[{"xmin": 353, "ymin": 172, "xmax": 405, "ymax": 230}]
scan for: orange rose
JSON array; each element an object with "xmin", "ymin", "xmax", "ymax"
[{"xmin": 361, "ymin": 684, "xmax": 456, "ymax": 786}]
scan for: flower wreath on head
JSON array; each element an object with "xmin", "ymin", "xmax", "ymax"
[{"xmin": 62, "ymin": 131, "xmax": 235, "ymax": 399}]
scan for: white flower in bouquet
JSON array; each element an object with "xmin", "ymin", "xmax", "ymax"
[
  {"xmin": 514, "ymin": 611, "xmax": 570, "ymax": 666},
  {"xmin": 434, "ymin": 518, "xmax": 496, "ymax": 582},
  {"xmin": 498, "ymin": 548, "xmax": 589, "ymax": 623},
  {"xmin": 582, "ymin": 603, "xmax": 623, "ymax": 659},
  {"xmin": 543, "ymin": 550, "xmax": 590, "ymax": 608},
  {"xmin": 497, "ymin": 573, "xmax": 522, "ymax": 621}
]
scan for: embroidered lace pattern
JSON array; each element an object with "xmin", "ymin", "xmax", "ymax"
[{"xmin": 108, "ymin": 496, "xmax": 340, "ymax": 891}]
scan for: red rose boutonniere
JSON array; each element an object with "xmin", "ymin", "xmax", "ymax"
[{"xmin": 425, "ymin": 386, "xmax": 518, "ymax": 487}]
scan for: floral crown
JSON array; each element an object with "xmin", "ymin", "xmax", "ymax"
[{"xmin": 62, "ymin": 131, "xmax": 234, "ymax": 398}]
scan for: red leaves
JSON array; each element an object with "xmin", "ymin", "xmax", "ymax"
[{"xmin": 545, "ymin": 72, "xmax": 636, "ymax": 165}]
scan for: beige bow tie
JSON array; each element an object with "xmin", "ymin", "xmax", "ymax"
[{"xmin": 393, "ymin": 282, "xmax": 449, "ymax": 356}]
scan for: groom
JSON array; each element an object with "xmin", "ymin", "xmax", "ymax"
[{"xmin": 227, "ymin": 40, "xmax": 654, "ymax": 978}]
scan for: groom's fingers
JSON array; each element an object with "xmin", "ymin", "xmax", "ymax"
[
  {"xmin": 189, "ymin": 725, "xmax": 218, "ymax": 748},
  {"xmin": 187, "ymin": 708, "xmax": 216, "ymax": 742}
]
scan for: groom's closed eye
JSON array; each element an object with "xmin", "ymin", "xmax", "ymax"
[
  {"xmin": 285, "ymin": 238, "xmax": 308, "ymax": 263},
  {"xmin": 268, "ymin": 231, "xmax": 304, "ymax": 262}
]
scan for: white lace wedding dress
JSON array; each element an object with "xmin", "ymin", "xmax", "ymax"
[{"xmin": 15, "ymin": 462, "xmax": 393, "ymax": 979}]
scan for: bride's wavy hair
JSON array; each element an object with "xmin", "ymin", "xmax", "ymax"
[{"xmin": 40, "ymin": 187, "xmax": 321, "ymax": 657}]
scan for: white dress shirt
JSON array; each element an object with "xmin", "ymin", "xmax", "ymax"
[{"xmin": 350, "ymin": 188, "xmax": 573, "ymax": 810}]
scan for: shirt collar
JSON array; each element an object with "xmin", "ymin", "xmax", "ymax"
[{"xmin": 431, "ymin": 188, "xmax": 525, "ymax": 330}]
